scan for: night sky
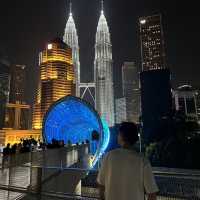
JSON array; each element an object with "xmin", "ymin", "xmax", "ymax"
[{"xmin": 0, "ymin": 0, "xmax": 200, "ymax": 105}]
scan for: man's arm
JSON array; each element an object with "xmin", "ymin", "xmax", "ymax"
[{"xmin": 143, "ymin": 158, "xmax": 159, "ymax": 199}]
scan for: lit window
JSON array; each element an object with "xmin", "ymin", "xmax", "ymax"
[
  {"xmin": 48, "ymin": 44, "xmax": 53, "ymax": 50},
  {"xmin": 140, "ymin": 19, "xmax": 146, "ymax": 24}
]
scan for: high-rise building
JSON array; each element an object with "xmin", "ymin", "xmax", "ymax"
[
  {"xmin": 9, "ymin": 64, "xmax": 26, "ymax": 104},
  {"xmin": 139, "ymin": 14, "xmax": 166, "ymax": 71},
  {"xmin": 122, "ymin": 62, "xmax": 140, "ymax": 122},
  {"xmin": 32, "ymin": 38, "xmax": 75, "ymax": 129},
  {"xmin": 79, "ymin": 83, "xmax": 95, "ymax": 108},
  {"xmin": 115, "ymin": 98, "xmax": 127, "ymax": 124},
  {"xmin": 140, "ymin": 69, "xmax": 172, "ymax": 142},
  {"xmin": 173, "ymin": 85, "xmax": 198, "ymax": 120},
  {"xmin": 196, "ymin": 89, "xmax": 200, "ymax": 119},
  {"xmin": 63, "ymin": 2, "xmax": 80, "ymax": 97},
  {"xmin": 4, "ymin": 103, "xmax": 30, "ymax": 130},
  {"xmin": 94, "ymin": 1, "xmax": 115, "ymax": 127},
  {"xmin": 0, "ymin": 58, "xmax": 10, "ymax": 102},
  {"xmin": 0, "ymin": 58, "xmax": 10, "ymax": 129}
]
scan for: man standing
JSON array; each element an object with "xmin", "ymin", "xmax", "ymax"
[{"xmin": 97, "ymin": 122, "xmax": 158, "ymax": 200}]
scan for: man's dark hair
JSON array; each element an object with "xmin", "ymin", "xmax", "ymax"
[{"xmin": 119, "ymin": 122, "xmax": 139, "ymax": 145}]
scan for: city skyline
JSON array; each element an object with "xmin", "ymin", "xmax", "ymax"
[
  {"xmin": 1, "ymin": 1, "xmax": 200, "ymax": 190},
  {"xmin": 0, "ymin": 0, "xmax": 200, "ymax": 105}
]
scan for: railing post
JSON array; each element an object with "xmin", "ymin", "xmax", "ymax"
[
  {"xmin": 60, "ymin": 148, "xmax": 63, "ymax": 170},
  {"xmin": 36, "ymin": 167, "xmax": 42, "ymax": 200},
  {"xmin": 7, "ymin": 164, "xmax": 11, "ymax": 200}
]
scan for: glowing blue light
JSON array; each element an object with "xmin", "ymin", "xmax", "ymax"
[
  {"xmin": 43, "ymin": 96, "xmax": 110, "ymax": 168},
  {"xmin": 101, "ymin": 118, "xmax": 110, "ymax": 153},
  {"xmin": 91, "ymin": 118, "xmax": 110, "ymax": 168}
]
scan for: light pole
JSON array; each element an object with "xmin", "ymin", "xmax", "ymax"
[{"xmin": 138, "ymin": 133, "xmax": 142, "ymax": 153}]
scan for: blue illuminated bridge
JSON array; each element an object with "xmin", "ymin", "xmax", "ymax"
[{"xmin": 43, "ymin": 95, "xmax": 110, "ymax": 168}]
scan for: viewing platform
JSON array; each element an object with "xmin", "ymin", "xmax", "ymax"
[{"xmin": 0, "ymin": 144, "xmax": 200, "ymax": 200}]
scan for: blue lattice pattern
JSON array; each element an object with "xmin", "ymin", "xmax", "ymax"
[{"xmin": 43, "ymin": 96, "xmax": 110, "ymax": 167}]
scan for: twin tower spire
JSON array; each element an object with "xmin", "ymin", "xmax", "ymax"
[{"xmin": 63, "ymin": 1, "xmax": 115, "ymax": 127}]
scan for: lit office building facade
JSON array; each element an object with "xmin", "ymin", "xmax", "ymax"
[
  {"xmin": 4, "ymin": 103, "xmax": 30, "ymax": 130},
  {"xmin": 32, "ymin": 38, "xmax": 75, "ymax": 129},
  {"xmin": 115, "ymin": 98, "xmax": 127, "ymax": 124},
  {"xmin": 139, "ymin": 14, "xmax": 166, "ymax": 71},
  {"xmin": 9, "ymin": 64, "xmax": 26, "ymax": 104},
  {"xmin": 0, "ymin": 59, "xmax": 10, "ymax": 102},
  {"xmin": 0, "ymin": 58, "xmax": 10, "ymax": 129},
  {"xmin": 122, "ymin": 62, "xmax": 140, "ymax": 122},
  {"xmin": 173, "ymin": 85, "xmax": 198, "ymax": 120}
]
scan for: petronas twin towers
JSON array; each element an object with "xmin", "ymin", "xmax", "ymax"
[
  {"xmin": 63, "ymin": 3, "xmax": 80, "ymax": 97},
  {"xmin": 63, "ymin": 1, "xmax": 115, "ymax": 127}
]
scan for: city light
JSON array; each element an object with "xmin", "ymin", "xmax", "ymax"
[
  {"xmin": 47, "ymin": 44, "xmax": 52, "ymax": 49},
  {"xmin": 140, "ymin": 19, "xmax": 146, "ymax": 24}
]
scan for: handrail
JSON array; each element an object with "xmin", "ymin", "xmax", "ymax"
[
  {"xmin": 1, "ymin": 148, "xmax": 200, "ymax": 200},
  {"xmin": 1, "ymin": 166, "xmax": 200, "ymax": 200},
  {"xmin": 1, "ymin": 144, "xmax": 89, "ymax": 168},
  {"xmin": 0, "ymin": 184, "xmax": 99, "ymax": 200},
  {"xmin": 153, "ymin": 167, "xmax": 200, "ymax": 177}
]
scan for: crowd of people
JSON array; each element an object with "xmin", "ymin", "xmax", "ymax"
[
  {"xmin": 1, "ymin": 138, "xmax": 72, "ymax": 168},
  {"xmin": 2, "ymin": 138, "xmax": 90, "ymax": 158},
  {"xmin": 2, "ymin": 137, "xmax": 45, "ymax": 157}
]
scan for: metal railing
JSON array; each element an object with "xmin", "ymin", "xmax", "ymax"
[
  {"xmin": 0, "ymin": 144, "xmax": 91, "ymax": 200},
  {"xmin": 81, "ymin": 168, "xmax": 200, "ymax": 200},
  {"xmin": 0, "ymin": 144, "xmax": 89, "ymax": 168},
  {"xmin": 1, "ymin": 147, "xmax": 200, "ymax": 200},
  {"xmin": 154, "ymin": 168, "xmax": 200, "ymax": 200},
  {"xmin": 1, "ymin": 165, "xmax": 200, "ymax": 200}
]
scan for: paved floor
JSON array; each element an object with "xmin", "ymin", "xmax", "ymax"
[{"xmin": 0, "ymin": 166, "xmax": 30, "ymax": 200}]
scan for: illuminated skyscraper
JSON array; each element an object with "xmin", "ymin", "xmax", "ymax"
[
  {"xmin": 0, "ymin": 58, "xmax": 10, "ymax": 102},
  {"xmin": 0, "ymin": 58, "xmax": 10, "ymax": 128},
  {"xmin": 173, "ymin": 85, "xmax": 198, "ymax": 119},
  {"xmin": 63, "ymin": 2, "xmax": 80, "ymax": 97},
  {"xmin": 94, "ymin": 1, "xmax": 115, "ymax": 127},
  {"xmin": 139, "ymin": 14, "xmax": 166, "ymax": 71},
  {"xmin": 4, "ymin": 103, "xmax": 30, "ymax": 130},
  {"xmin": 32, "ymin": 38, "xmax": 75, "ymax": 129},
  {"xmin": 115, "ymin": 98, "xmax": 127, "ymax": 124},
  {"xmin": 9, "ymin": 64, "xmax": 26, "ymax": 104},
  {"xmin": 122, "ymin": 62, "xmax": 140, "ymax": 122}
]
